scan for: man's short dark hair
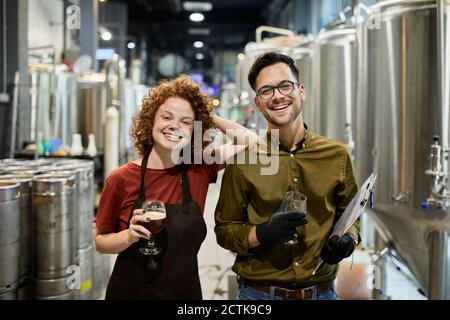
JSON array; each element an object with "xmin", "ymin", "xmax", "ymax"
[{"xmin": 248, "ymin": 52, "xmax": 300, "ymax": 91}]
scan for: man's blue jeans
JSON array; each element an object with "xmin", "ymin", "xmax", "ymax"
[{"xmin": 236, "ymin": 281, "xmax": 337, "ymax": 300}]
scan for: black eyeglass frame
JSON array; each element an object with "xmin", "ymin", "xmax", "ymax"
[{"xmin": 256, "ymin": 80, "xmax": 301, "ymax": 100}]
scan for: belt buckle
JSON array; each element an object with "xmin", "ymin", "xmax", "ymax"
[{"xmin": 285, "ymin": 289, "xmax": 305, "ymax": 300}]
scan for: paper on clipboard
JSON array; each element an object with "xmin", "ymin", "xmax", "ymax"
[
  {"xmin": 311, "ymin": 172, "xmax": 377, "ymax": 276},
  {"xmin": 331, "ymin": 172, "xmax": 377, "ymax": 238}
]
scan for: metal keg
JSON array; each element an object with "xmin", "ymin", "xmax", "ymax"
[
  {"xmin": 0, "ymin": 182, "xmax": 21, "ymax": 292},
  {"xmin": 6, "ymin": 168, "xmax": 48, "ymax": 176},
  {"xmin": 0, "ymin": 283, "xmax": 18, "ymax": 300},
  {"xmin": 51, "ymin": 160, "xmax": 95, "ymax": 249},
  {"xmin": 32, "ymin": 173, "xmax": 76, "ymax": 279},
  {"xmin": 76, "ymin": 245, "xmax": 93, "ymax": 300},
  {"xmin": 17, "ymin": 278, "xmax": 32, "ymax": 300},
  {"xmin": 0, "ymin": 175, "xmax": 32, "ymax": 283},
  {"xmin": 92, "ymin": 240, "xmax": 110, "ymax": 300},
  {"xmin": 33, "ymin": 276, "xmax": 75, "ymax": 300}
]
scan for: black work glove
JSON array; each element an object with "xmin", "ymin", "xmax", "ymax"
[
  {"xmin": 256, "ymin": 211, "xmax": 308, "ymax": 246},
  {"xmin": 320, "ymin": 234, "xmax": 356, "ymax": 265}
]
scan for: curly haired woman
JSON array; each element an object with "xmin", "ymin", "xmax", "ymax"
[{"xmin": 95, "ymin": 75, "xmax": 256, "ymax": 300}]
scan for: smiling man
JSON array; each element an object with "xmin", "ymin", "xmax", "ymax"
[{"xmin": 214, "ymin": 52, "xmax": 360, "ymax": 300}]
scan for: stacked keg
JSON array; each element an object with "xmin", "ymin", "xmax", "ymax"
[
  {"xmin": 0, "ymin": 174, "xmax": 33, "ymax": 299},
  {"xmin": 0, "ymin": 181, "xmax": 21, "ymax": 299},
  {"xmin": 50, "ymin": 159, "xmax": 95, "ymax": 300},
  {"xmin": 32, "ymin": 172, "xmax": 76, "ymax": 300},
  {"xmin": 0, "ymin": 158, "xmax": 101, "ymax": 300},
  {"xmin": 92, "ymin": 224, "xmax": 110, "ymax": 300}
]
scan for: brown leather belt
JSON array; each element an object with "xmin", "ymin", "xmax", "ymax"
[{"xmin": 242, "ymin": 279, "xmax": 333, "ymax": 300}]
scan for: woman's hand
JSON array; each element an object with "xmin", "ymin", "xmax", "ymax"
[{"xmin": 126, "ymin": 209, "xmax": 151, "ymax": 245}]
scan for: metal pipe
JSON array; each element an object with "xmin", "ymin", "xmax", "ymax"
[
  {"xmin": 2, "ymin": 0, "xmax": 7, "ymax": 93},
  {"xmin": 437, "ymin": 0, "xmax": 448, "ymax": 169},
  {"xmin": 255, "ymin": 26, "xmax": 295, "ymax": 43},
  {"xmin": 343, "ymin": 42, "xmax": 354, "ymax": 155},
  {"xmin": 9, "ymin": 71, "xmax": 19, "ymax": 158}
]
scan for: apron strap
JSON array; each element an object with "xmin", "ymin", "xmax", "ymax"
[
  {"xmin": 127, "ymin": 151, "xmax": 150, "ymax": 225},
  {"xmin": 179, "ymin": 163, "xmax": 193, "ymax": 214}
]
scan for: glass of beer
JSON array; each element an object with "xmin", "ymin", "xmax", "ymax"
[
  {"xmin": 139, "ymin": 199, "xmax": 167, "ymax": 255},
  {"xmin": 280, "ymin": 191, "xmax": 307, "ymax": 245}
]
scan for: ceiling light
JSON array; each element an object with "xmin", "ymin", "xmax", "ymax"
[
  {"xmin": 183, "ymin": 1, "xmax": 212, "ymax": 12},
  {"xmin": 190, "ymin": 13, "xmax": 204, "ymax": 22},
  {"xmin": 127, "ymin": 42, "xmax": 136, "ymax": 49},
  {"xmin": 193, "ymin": 41, "xmax": 204, "ymax": 48},
  {"xmin": 101, "ymin": 31, "xmax": 112, "ymax": 41},
  {"xmin": 195, "ymin": 53, "xmax": 204, "ymax": 60}
]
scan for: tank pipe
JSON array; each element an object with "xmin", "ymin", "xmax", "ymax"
[
  {"xmin": 255, "ymin": 26, "xmax": 295, "ymax": 43},
  {"xmin": 2, "ymin": 0, "xmax": 7, "ymax": 94},
  {"xmin": 9, "ymin": 71, "xmax": 19, "ymax": 158},
  {"xmin": 343, "ymin": 42, "xmax": 355, "ymax": 156},
  {"xmin": 385, "ymin": 19, "xmax": 400, "ymax": 196},
  {"xmin": 339, "ymin": 6, "xmax": 353, "ymax": 22},
  {"xmin": 437, "ymin": 0, "xmax": 449, "ymax": 177}
]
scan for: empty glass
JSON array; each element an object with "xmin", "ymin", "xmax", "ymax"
[{"xmin": 280, "ymin": 191, "xmax": 307, "ymax": 245}]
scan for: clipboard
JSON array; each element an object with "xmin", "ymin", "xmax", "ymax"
[{"xmin": 311, "ymin": 172, "xmax": 377, "ymax": 276}]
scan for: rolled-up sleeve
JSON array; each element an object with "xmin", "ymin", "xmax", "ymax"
[{"xmin": 214, "ymin": 164, "xmax": 254, "ymax": 256}]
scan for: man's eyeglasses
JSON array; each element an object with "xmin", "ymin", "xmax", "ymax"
[{"xmin": 256, "ymin": 80, "xmax": 300, "ymax": 100}]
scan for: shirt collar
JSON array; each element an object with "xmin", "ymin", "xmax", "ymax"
[{"xmin": 265, "ymin": 123, "xmax": 311, "ymax": 153}]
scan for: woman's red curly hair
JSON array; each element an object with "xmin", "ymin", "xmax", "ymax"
[{"xmin": 130, "ymin": 75, "xmax": 215, "ymax": 157}]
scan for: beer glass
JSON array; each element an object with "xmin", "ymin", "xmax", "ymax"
[
  {"xmin": 139, "ymin": 199, "xmax": 167, "ymax": 255},
  {"xmin": 280, "ymin": 191, "xmax": 307, "ymax": 245}
]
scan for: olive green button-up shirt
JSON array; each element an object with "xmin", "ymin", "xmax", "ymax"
[{"xmin": 214, "ymin": 129, "xmax": 359, "ymax": 288}]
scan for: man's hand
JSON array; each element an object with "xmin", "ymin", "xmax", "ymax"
[
  {"xmin": 256, "ymin": 211, "xmax": 308, "ymax": 246},
  {"xmin": 320, "ymin": 234, "xmax": 356, "ymax": 265}
]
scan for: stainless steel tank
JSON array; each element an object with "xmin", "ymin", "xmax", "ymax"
[
  {"xmin": 317, "ymin": 19, "xmax": 358, "ymax": 154},
  {"xmin": 32, "ymin": 173, "xmax": 76, "ymax": 280},
  {"xmin": 357, "ymin": 0, "xmax": 450, "ymax": 299},
  {"xmin": 292, "ymin": 37, "xmax": 318, "ymax": 131},
  {"xmin": 0, "ymin": 182, "xmax": 21, "ymax": 295},
  {"xmin": 77, "ymin": 75, "xmax": 109, "ymax": 151},
  {"xmin": 0, "ymin": 175, "xmax": 32, "ymax": 283}
]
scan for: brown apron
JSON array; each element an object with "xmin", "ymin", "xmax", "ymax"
[{"xmin": 105, "ymin": 152, "xmax": 207, "ymax": 300}]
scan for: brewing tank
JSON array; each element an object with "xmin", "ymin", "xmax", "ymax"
[
  {"xmin": 317, "ymin": 20, "xmax": 358, "ymax": 154},
  {"xmin": 357, "ymin": 0, "xmax": 450, "ymax": 298},
  {"xmin": 77, "ymin": 75, "xmax": 109, "ymax": 151},
  {"xmin": 292, "ymin": 37, "xmax": 318, "ymax": 131}
]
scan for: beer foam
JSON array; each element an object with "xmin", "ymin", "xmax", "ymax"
[{"xmin": 146, "ymin": 211, "xmax": 166, "ymax": 220}]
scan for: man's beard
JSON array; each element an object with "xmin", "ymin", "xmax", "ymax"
[{"xmin": 263, "ymin": 102, "xmax": 302, "ymax": 127}]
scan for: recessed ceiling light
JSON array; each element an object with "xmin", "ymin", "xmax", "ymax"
[
  {"xmin": 196, "ymin": 53, "xmax": 204, "ymax": 60},
  {"xmin": 183, "ymin": 1, "xmax": 212, "ymax": 12},
  {"xmin": 127, "ymin": 42, "xmax": 136, "ymax": 49},
  {"xmin": 193, "ymin": 41, "xmax": 204, "ymax": 48},
  {"xmin": 190, "ymin": 13, "xmax": 204, "ymax": 22},
  {"xmin": 101, "ymin": 31, "xmax": 112, "ymax": 41}
]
